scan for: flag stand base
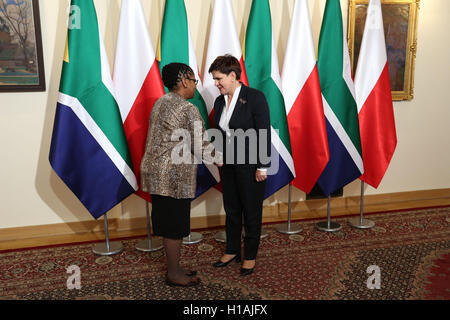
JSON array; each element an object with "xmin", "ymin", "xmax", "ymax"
[
  {"xmin": 276, "ymin": 185, "xmax": 302, "ymax": 234},
  {"xmin": 276, "ymin": 224, "xmax": 302, "ymax": 234},
  {"xmin": 183, "ymin": 232, "xmax": 203, "ymax": 245},
  {"xmin": 260, "ymin": 229, "xmax": 269, "ymax": 239},
  {"xmin": 93, "ymin": 242, "xmax": 123, "ymax": 256},
  {"xmin": 214, "ymin": 231, "xmax": 226, "ymax": 243},
  {"xmin": 348, "ymin": 217, "xmax": 375, "ymax": 229},
  {"xmin": 348, "ymin": 181, "xmax": 375, "ymax": 229},
  {"xmin": 315, "ymin": 196, "xmax": 342, "ymax": 232},
  {"xmin": 135, "ymin": 238, "xmax": 163, "ymax": 252},
  {"xmin": 136, "ymin": 201, "xmax": 164, "ymax": 252},
  {"xmin": 316, "ymin": 221, "xmax": 342, "ymax": 232},
  {"xmin": 93, "ymin": 214, "xmax": 123, "ymax": 256}
]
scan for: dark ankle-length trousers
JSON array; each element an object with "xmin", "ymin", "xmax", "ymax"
[{"xmin": 222, "ymin": 164, "xmax": 266, "ymax": 260}]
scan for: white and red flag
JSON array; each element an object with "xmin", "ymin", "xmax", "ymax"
[
  {"xmin": 202, "ymin": 0, "xmax": 248, "ymax": 122},
  {"xmin": 201, "ymin": 0, "xmax": 248, "ymax": 192},
  {"xmin": 113, "ymin": 0, "xmax": 165, "ymax": 201},
  {"xmin": 281, "ymin": 0, "xmax": 329, "ymax": 194},
  {"xmin": 355, "ymin": 0, "xmax": 397, "ymax": 188}
]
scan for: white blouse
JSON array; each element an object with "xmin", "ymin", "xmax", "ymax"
[{"xmin": 219, "ymin": 85, "xmax": 242, "ymax": 137}]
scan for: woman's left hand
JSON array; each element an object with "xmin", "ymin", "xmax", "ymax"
[{"xmin": 255, "ymin": 170, "xmax": 267, "ymax": 182}]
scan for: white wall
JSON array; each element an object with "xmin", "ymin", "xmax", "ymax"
[{"xmin": 1, "ymin": 0, "xmax": 449, "ymax": 229}]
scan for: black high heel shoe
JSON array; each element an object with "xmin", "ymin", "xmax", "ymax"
[
  {"xmin": 166, "ymin": 270, "xmax": 197, "ymax": 277},
  {"xmin": 240, "ymin": 267, "xmax": 254, "ymax": 276},
  {"xmin": 165, "ymin": 276, "xmax": 200, "ymax": 287},
  {"xmin": 213, "ymin": 254, "xmax": 241, "ymax": 268},
  {"xmin": 240, "ymin": 260, "xmax": 256, "ymax": 276}
]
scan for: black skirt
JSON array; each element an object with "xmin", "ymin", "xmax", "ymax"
[{"xmin": 151, "ymin": 194, "xmax": 191, "ymax": 239}]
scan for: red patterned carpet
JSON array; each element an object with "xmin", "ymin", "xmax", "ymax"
[{"xmin": 0, "ymin": 206, "xmax": 449, "ymax": 300}]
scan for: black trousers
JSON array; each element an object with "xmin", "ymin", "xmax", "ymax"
[{"xmin": 222, "ymin": 165, "xmax": 266, "ymax": 260}]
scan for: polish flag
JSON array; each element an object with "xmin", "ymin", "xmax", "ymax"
[
  {"xmin": 281, "ymin": 0, "xmax": 329, "ymax": 194},
  {"xmin": 202, "ymin": 0, "xmax": 248, "ymax": 123},
  {"xmin": 113, "ymin": 0, "xmax": 165, "ymax": 201},
  {"xmin": 355, "ymin": 0, "xmax": 397, "ymax": 188}
]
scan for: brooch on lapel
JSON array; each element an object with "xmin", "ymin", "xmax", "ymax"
[{"xmin": 239, "ymin": 98, "xmax": 247, "ymax": 105}]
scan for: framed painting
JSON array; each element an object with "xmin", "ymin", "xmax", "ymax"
[
  {"xmin": 348, "ymin": 0, "xmax": 420, "ymax": 101},
  {"xmin": 0, "ymin": 0, "xmax": 45, "ymax": 92}
]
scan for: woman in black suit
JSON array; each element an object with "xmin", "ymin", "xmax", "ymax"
[{"xmin": 209, "ymin": 55, "xmax": 271, "ymax": 276}]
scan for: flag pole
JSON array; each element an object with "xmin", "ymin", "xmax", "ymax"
[
  {"xmin": 93, "ymin": 214, "xmax": 123, "ymax": 256},
  {"xmin": 183, "ymin": 202, "xmax": 203, "ymax": 245},
  {"xmin": 349, "ymin": 181, "xmax": 375, "ymax": 229},
  {"xmin": 136, "ymin": 201, "xmax": 163, "ymax": 252},
  {"xmin": 276, "ymin": 184, "xmax": 302, "ymax": 234},
  {"xmin": 316, "ymin": 196, "xmax": 341, "ymax": 232}
]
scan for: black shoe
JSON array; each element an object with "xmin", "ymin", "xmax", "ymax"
[
  {"xmin": 165, "ymin": 276, "xmax": 201, "ymax": 287},
  {"xmin": 240, "ymin": 267, "xmax": 254, "ymax": 276},
  {"xmin": 213, "ymin": 254, "xmax": 241, "ymax": 268},
  {"xmin": 166, "ymin": 270, "xmax": 197, "ymax": 277}
]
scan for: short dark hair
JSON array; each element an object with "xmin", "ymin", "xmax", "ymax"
[
  {"xmin": 162, "ymin": 63, "xmax": 194, "ymax": 90},
  {"xmin": 208, "ymin": 54, "xmax": 241, "ymax": 80}
]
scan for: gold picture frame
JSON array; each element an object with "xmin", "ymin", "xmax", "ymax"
[
  {"xmin": 0, "ymin": 0, "xmax": 45, "ymax": 92},
  {"xmin": 348, "ymin": 0, "xmax": 420, "ymax": 101}
]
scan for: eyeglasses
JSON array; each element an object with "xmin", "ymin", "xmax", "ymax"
[{"xmin": 186, "ymin": 78, "xmax": 199, "ymax": 85}]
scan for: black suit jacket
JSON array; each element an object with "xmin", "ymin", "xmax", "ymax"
[{"xmin": 213, "ymin": 84, "xmax": 271, "ymax": 169}]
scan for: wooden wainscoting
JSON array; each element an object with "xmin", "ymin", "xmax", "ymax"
[{"xmin": 0, "ymin": 188, "xmax": 449, "ymax": 251}]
